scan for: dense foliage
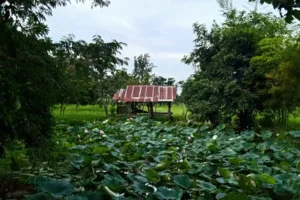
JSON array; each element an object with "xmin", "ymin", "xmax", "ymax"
[
  {"xmin": 0, "ymin": 0, "xmax": 131, "ymax": 149},
  {"xmin": 2, "ymin": 119, "xmax": 300, "ymax": 199},
  {"xmin": 151, "ymin": 75, "xmax": 176, "ymax": 86},
  {"xmin": 2, "ymin": 0, "xmax": 300, "ymax": 198},
  {"xmin": 133, "ymin": 54, "xmax": 156, "ymax": 85},
  {"xmin": 180, "ymin": 9, "xmax": 299, "ymax": 129},
  {"xmin": 54, "ymin": 34, "xmax": 129, "ymax": 116},
  {"xmin": 250, "ymin": 34, "xmax": 300, "ymax": 125}
]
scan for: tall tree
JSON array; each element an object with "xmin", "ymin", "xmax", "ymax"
[
  {"xmin": 151, "ymin": 75, "xmax": 167, "ymax": 86},
  {"xmin": 133, "ymin": 54, "xmax": 155, "ymax": 84},
  {"xmin": 166, "ymin": 78, "xmax": 176, "ymax": 86},
  {"xmin": 87, "ymin": 36, "xmax": 128, "ymax": 117},
  {"xmin": 182, "ymin": 9, "xmax": 288, "ymax": 129},
  {"xmin": 54, "ymin": 35, "xmax": 128, "ymax": 117},
  {"xmin": 0, "ymin": 0, "xmax": 112, "ymax": 149},
  {"xmin": 251, "ymin": 35, "xmax": 300, "ymax": 125},
  {"xmin": 151, "ymin": 75, "xmax": 176, "ymax": 86}
]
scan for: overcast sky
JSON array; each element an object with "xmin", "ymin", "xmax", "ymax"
[{"xmin": 47, "ymin": 0, "xmax": 275, "ymax": 82}]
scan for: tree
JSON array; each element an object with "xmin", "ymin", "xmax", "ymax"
[
  {"xmin": 251, "ymin": 35, "xmax": 300, "ymax": 125},
  {"xmin": 249, "ymin": 0, "xmax": 300, "ymax": 22},
  {"xmin": 166, "ymin": 78, "xmax": 176, "ymax": 86},
  {"xmin": 133, "ymin": 54, "xmax": 155, "ymax": 84},
  {"xmin": 177, "ymin": 81, "xmax": 189, "ymax": 121},
  {"xmin": 54, "ymin": 34, "xmax": 128, "ymax": 117},
  {"xmin": 87, "ymin": 36, "xmax": 128, "ymax": 117},
  {"xmin": 182, "ymin": 9, "xmax": 288, "ymax": 130},
  {"xmin": 151, "ymin": 75, "xmax": 175, "ymax": 86},
  {"xmin": 0, "ymin": 0, "xmax": 112, "ymax": 150},
  {"xmin": 151, "ymin": 75, "xmax": 167, "ymax": 86},
  {"xmin": 0, "ymin": 17, "xmax": 65, "ymax": 146},
  {"xmin": 113, "ymin": 68, "xmax": 132, "ymax": 89}
]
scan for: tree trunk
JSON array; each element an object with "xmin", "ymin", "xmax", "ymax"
[
  {"xmin": 238, "ymin": 109, "xmax": 254, "ymax": 131},
  {"xmin": 131, "ymin": 102, "xmax": 135, "ymax": 115},
  {"xmin": 148, "ymin": 102, "xmax": 154, "ymax": 119},
  {"xmin": 167, "ymin": 102, "xmax": 172, "ymax": 121},
  {"xmin": 60, "ymin": 103, "xmax": 64, "ymax": 116},
  {"xmin": 104, "ymin": 104, "xmax": 109, "ymax": 118},
  {"xmin": 181, "ymin": 104, "xmax": 188, "ymax": 121},
  {"xmin": 184, "ymin": 109, "xmax": 188, "ymax": 122}
]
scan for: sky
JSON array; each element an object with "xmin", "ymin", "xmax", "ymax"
[{"xmin": 46, "ymin": 0, "xmax": 276, "ymax": 83}]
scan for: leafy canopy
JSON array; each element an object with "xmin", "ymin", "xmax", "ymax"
[
  {"xmin": 133, "ymin": 54, "xmax": 156, "ymax": 84},
  {"xmin": 181, "ymin": 9, "xmax": 288, "ymax": 128}
]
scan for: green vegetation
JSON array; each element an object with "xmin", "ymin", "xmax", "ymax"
[
  {"xmin": 52, "ymin": 104, "xmax": 187, "ymax": 122},
  {"xmin": 181, "ymin": 6, "xmax": 300, "ymax": 131},
  {"xmin": 53, "ymin": 105, "xmax": 108, "ymax": 122},
  {"xmin": 2, "ymin": 118, "xmax": 300, "ymax": 199},
  {"xmin": 249, "ymin": 0, "xmax": 300, "ymax": 22},
  {"xmin": 2, "ymin": 0, "xmax": 300, "ymax": 199}
]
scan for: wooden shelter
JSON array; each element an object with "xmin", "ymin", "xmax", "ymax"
[{"xmin": 113, "ymin": 85, "xmax": 176, "ymax": 120}]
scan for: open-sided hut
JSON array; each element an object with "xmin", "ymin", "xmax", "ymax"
[{"xmin": 113, "ymin": 85, "xmax": 176, "ymax": 120}]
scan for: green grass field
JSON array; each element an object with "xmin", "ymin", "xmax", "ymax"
[
  {"xmin": 52, "ymin": 104, "xmax": 187, "ymax": 122},
  {"xmin": 53, "ymin": 104, "xmax": 107, "ymax": 122},
  {"xmin": 52, "ymin": 104, "xmax": 300, "ymax": 130}
]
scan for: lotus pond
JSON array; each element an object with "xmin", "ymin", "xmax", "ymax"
[{"xmin": 2, "ymin": 117, "xmax": 300, "ymax": 200}]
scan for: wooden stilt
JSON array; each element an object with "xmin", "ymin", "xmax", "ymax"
[
  {"xmin": 128, "ymin": 103, "xmax": 131, "ymax": 118},
  {"xmin": 131, "ymin": 102, "xmax": 135, "ymax": 115},
  {"xmin": 149, "ymin": 102, "xmax": 154, "ymax": 119},
  {"xmin": 168, "ymin": 102, "xmax": 173, "ymax": 121},
  {"xmin": 147, "ymin": 103, "xmax": 150, "ymax": 119}
]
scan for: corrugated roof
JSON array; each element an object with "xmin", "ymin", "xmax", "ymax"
[{"xmin": 113, "ymin": 85, "xmax": 176, "ymax": 102}]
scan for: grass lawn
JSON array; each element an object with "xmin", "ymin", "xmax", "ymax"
[
  {"xmin": 52, "ymin": 104, "xmax": 107, "ymax": 122},
  {"xmin": 52, "ymin": 104, "xmax": 300, "ymax": 130},
  {"xmin": 287, "ymin": 116, "xmax": 300, "ymax": 130},
  {"xmin": 52, "ymin": 104, "xmax": 187, "ymax": 122}
]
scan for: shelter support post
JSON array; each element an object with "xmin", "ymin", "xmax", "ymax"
[
  {"xmin": 127, "ymin": 103, "xmax": 131, "ymax": 118},
  {"xmin": 167, "ymin": 102, "xmax": 173, "ymax": 121},
  {"xmin": 148, "ymin": 102, "xmax": 154, "ymax": 119},
  {"xmin": 131, "ymin": 102, "xmax": 135, "ymax": 115}
]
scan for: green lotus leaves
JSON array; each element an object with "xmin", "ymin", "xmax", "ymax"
[
  {"xmin": 154, "ymin": 161, "xmax": 170, "ymax": 171},
  {"xmin": 70, "ymin": 154, "xmax": 85, "ymax": 169},
  {"xmin": 13, "ymin": 120, "xmax": 300, "ymax": 199},
  {"xmin": 93, "ymin": 146, "xmax": 110, "ymax": 155},
  {"xmin": 218, "ymin": 168, "xmax": 233, "ymax": 179},
  {"xmin": 65, "ymin": 192, "xmax": 106, "ymax": 200},
  {"xmin": 145, "ymin": 169, "xmax": 160, "ymax": 182},
  {"xmin": 259, "ymin": 174, "xmax": 276, "ymax": 184},
  {"xmin": 260, "ymin": 130, "xmax": 273, "ymax": 139},
  {"xmin": 101, "ymin": 176, "xmax": 126, "ymax": 193},
  {"xmin": 173, "ymin": 174, "xmax": 193, "ymax": 189},
  {"xmin": 198, "ymin": 180, "xmax": 217, "ymax": 193},
  {"xmin": 241, "ymin": 130, "xmax": 255, "ymax": 140},
  {"xmin": 25, "ymin": 193, "xmax": 52, "ymax": 200},
  {"xmin": 133, "ymin": 182, "xmax": 155, "ymax": 194},
  {"xmin": 153, "ymin": 187, "xmax": 183, "ymax": 200},
  {"xmin": 35, "ymin": 177, "xmax": 74, "ymax": 198},
  {"xmin": 66, "ymin": 196, "xmax": 88, "ymax": 200},
  {"xmin": 288, "ymin": 131, "xmax": 300, "ymax": 138},
  {"xmin": 296, "ymin": 160, "xmax": 300, "ymax": 171}
]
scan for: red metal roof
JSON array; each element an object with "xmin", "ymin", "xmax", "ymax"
[{"xmin": 113, "ymin": 85, "xmax": 176, "ymax": 102}]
